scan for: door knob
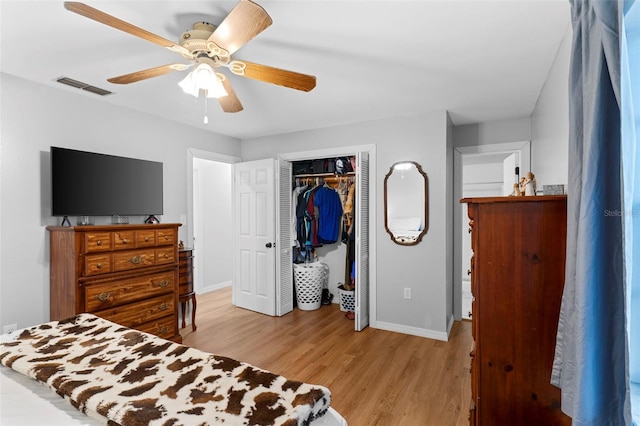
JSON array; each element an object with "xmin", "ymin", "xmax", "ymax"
[{"xmin": 265, "ymin": 242, "xmax": 274, "ymax": 248}]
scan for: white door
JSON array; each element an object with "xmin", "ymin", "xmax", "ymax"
[
  {"xmin": 233, "ymin": 159, "xmax": 277, "ymax": 315},
  {"xmin": 502, "ymin": 152, "xmax": 519, "ymax": 195},
  {"xmin": 355, "ymin": 152, "xmax": 370, "ymax": 331}
]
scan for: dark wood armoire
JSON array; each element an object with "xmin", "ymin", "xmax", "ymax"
[{"xmin": 461, "ymin": 196, "xmax": 571, "ymax": 425}]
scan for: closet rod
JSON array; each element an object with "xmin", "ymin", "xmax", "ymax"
[
  {"xmin": 297, "ymin": 175, "xmax": 354, "ymax": 186},
  {"xmin": 294, "ymin": 172, "xmax": 355, "ymax": 179}
]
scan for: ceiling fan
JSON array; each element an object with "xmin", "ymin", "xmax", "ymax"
[{"xmin": 63, "ymin": 1, "xmax": 317, "ymax": 114}]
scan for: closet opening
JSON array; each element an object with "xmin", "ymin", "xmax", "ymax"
[
  {"xmin": 230, "ymin": 144, "xmax": 376, "ymax": 331},
  {"xmin": 291, "ymin": 157, "xmax": 357, "ymax": 318}
]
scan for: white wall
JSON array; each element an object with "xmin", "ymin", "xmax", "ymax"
[
  {"xmin": 192, "ymin": 158, "xmax": 233, "ymax": 293},
  {"xmin": 0, "ymin": 73, "xmax": 240, "ymax": 330},
  {"xmin": 453, "ymin": 117, "xmax": 531, "ymax": 148},
  {"xmin": 531, "ymin": 24, "xmax": 572, "ymax": 190},
  {"xmin": 241, "ymin": 112, "xmax": 454, "ymax": 339}
]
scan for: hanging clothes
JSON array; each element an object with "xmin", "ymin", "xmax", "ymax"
[
  {"xmin": 304, "ymin": 184, "xmax": 322, "ymax": 248},
  {"xmin": 291, "ymin": 183, "xmax": 307, "ymax": 248},
  {"xmin": 314, "ymin": 184, "xmax": 343, "ymax": 244}
]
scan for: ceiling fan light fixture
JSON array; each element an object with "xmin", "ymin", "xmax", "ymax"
[{"xmin": 178, "ymin": 63, "xmax": 227, "ymax": 98}]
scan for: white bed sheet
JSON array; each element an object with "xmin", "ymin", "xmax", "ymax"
[{"xmin": 0, "ymin": 331, "xmax": 347, "ymax": 426}]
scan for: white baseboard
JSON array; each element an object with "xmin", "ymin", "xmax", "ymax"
[
  {"xmin": 201, "ymin": 281, "xmax": 232, "ymax": 294},
  {"xmin": 373, "ymin": 320, "xmax": 450, "ymax": 341}
]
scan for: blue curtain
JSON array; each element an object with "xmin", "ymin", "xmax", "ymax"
[
  {"xmin": 621, "ymin": 1, "xmax": 639, "ymax": 424},
  {"xmin": 551, "ymin": 1, "xmax": 631, "ymax": 425}
]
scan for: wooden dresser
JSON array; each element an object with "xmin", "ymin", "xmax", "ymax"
[
  {"xmin": 461, "ymin": 196, "xmax": 571, "ymax": 425},
  {"xmin": 178, "ymin": 248, "xmax": 196, "ymax": 331},
  {"xmin": 47, "ymin": 223, "xmax": 182, "ymax": 343}
]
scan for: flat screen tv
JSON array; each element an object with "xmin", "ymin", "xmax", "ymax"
[{"xmin": 51, "ymin": 147, "xmax": 163, "ymax": 217}]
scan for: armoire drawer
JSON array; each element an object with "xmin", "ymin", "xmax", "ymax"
[
  {"xmin": 84, "ymin": 271, "xmax": 175, "ymax": 311},
  {"xmin": 94, "ymin": 293, "xmax": 175, "ymax": 328}
]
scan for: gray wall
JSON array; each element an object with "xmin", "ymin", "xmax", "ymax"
[
  {"xmin": 531, "ymin": 25, "xmax": 571, "ymax": 190},
  {"xmin": 0, "ymin": 73, "xmax": 240, "ymax": 330},
  {"xmin": 241, "ymin": 112, "xmax": 455, "ymax": 338}
]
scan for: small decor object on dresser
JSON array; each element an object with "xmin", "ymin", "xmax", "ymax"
[
  {"xmin": 519, "ymin": 171, "xmax": 537, "ymax": 196},
  {"xmin": 144, "ymin": 215, "xmax": 160, "ymax": 224},
  {"xmin": 544, "ymin": 184, "xmax": 565, "ymax": 195}
]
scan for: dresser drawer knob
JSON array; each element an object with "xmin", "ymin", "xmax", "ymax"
[
  {"xmin": 158, "ymin": 303, "xmax": 169, "ymax": 311},
  {"xmin": 158, "ymin": 326, "xmax": 169, "ymax": 334},
  {"xmin": 96, "ymin": 263, "xmax": 103, "ymax": 269},
  {"xmin": 164, "ymin": 235, "xmax": 169, "ymax": 240},
  {"xmin": 164, "ymin": 254, "xmax": 169, "ymax": 259},
  {"xmin": 129, "ymin": 255, "xmax": 142, "ymax": 264},
  {"xmin": 157, "ymin": 280, "xmax": 169, "ymax": 288},
  {"xmin": 96, "ymin": 292, "xmax": 111, "ymax": 302},
  {"xmin": 144, "ymin": 237, "xmax": 149, "ymax": 242},
  {"xmin": 96, "ymin": 240, "xmax": 102, "ymax": 246},
  {"xmin": 122, "ymin": 238, "xmax": 129, "ymax": 244}
]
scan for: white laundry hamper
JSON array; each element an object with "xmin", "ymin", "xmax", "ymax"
[
  {"xmin": 338, "ymin": 286, "xmax": 355, "ymax": 312},
  {"xmin": 293, "ymin": 262, "xmax": 328, "ymax": 311}
]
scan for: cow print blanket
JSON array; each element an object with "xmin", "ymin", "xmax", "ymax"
[{"xmin": 0, "ymin": 313, "xmax": 331, "ymax": 426}]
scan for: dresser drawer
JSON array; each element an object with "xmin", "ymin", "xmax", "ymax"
[
  {"xmin": 157, "ymin": 228, "xmax": 176, "ymax": 246},
  {"xmin": 85, "ymin": 253, "xmax": 113, "ymax": 276},
  {"xmin": 136, "ymin": 229, "xmax": 156, "ymax": 247},
  {"xmin": 85, "ymin": 271, "xmax": 175, "ymax": 311},
  {"xmin": 179, "ymin": 255, "xmax": 193, "ymax": 269},
  {"xmin": 94, "ymin": 293, "xmax": 175, "ymax": 328},
  {"xmin": 156, "ymin": 247, "xmax": 175, "ymax": 265},
  {"xmin": 113, "ymin": 249, "xmax": 156, "ymax": 272},
  {"xmin": 85, "ymin": 232, "xmax": 113, "ymax": 253},
  {"xmin": 113, "ymin": 230, "xmax": 135, "ymax": 250},
  {"xmin": 134, "ymin": 316, "xmax": 177, "ymax": 340}
]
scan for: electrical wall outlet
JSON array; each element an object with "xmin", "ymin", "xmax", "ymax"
[
  {"xmin": 3, "ymin": 323, "xmax": 17, "ymax": 334},
  {"xmin": 403, "ymin": 287, "xmax": 412, "ymax": 300}
]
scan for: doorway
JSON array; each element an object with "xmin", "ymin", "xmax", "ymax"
[
  {"xmin": 453, "ymin": 141, "xmax": 531, "ymax": 320},
  {"xmin": 187, "ymin": 148, "xmax": 240, "ymax": 302}
]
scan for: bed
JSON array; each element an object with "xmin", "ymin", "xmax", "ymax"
[{"xmin": 0, "ymin": 313, "xmax": 347, "ymax": 426}]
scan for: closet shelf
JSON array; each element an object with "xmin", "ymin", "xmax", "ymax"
[{"xmin": 294, "ymin": 172, "xmax": 355, "ymax": 178}]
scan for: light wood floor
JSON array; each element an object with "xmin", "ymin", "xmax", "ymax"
[{"xmin": 181, "ymin": 287, "xmax": 472, "ymax": 426}]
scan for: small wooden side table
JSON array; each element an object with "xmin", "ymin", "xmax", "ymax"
[{"xmin": 178, "ymin": 248, "xmax": 197, "ymax": 331}]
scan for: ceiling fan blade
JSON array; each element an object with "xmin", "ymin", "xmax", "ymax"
[
  {"xmin": 218, "ymin": 78, "xmax": 243, "ymax": 113},
  {"xmin": 108, "ymin": 64, "xmax": 191, "ymax": 84},
  {"xmin": 230, "ymin": 60, "xmax": 316, "ymax": 92},
  {"xmin": 207, "ymin": 0, "xmax": 272, "ymax": 56},
  {"xmin": 64, "ymin": 2, "xmax": 189, "ymax": 55}
]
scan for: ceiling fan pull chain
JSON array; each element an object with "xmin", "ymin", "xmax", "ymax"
[{"xmin": 204, "ymin": 90, "xmax": 209, "ymax": 124}]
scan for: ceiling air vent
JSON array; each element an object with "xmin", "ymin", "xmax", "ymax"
[{"xmin": 56, "ymin": 77, "xmax": 112, "ymax": 96}]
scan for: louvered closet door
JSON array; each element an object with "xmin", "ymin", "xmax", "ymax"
[
  {"xmin": 276, "ymin": 160, "xmax": 293, "ymax": 316},
  {"xmin": 355, "ymin": 152, "xmax": 370, "ymax": 331}
]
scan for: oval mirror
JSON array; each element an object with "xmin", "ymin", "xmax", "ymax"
[{"xmin": 384, "ymin": 161, "xmax": 428, "ymax": 245}]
